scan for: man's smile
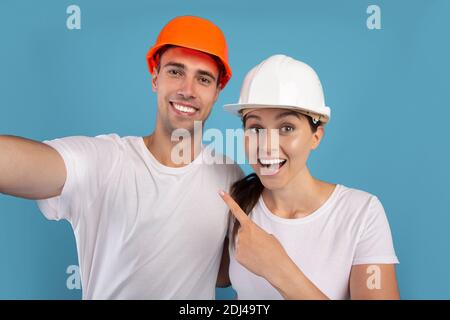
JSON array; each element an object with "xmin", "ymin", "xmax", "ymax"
[{"xmin": 170, "ymin": 101, "xmax": 199, "ymax": 116}]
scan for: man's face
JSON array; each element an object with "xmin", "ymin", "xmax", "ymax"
[{"xmin": 152, "ymin": 46, "xmax": 221, "ymax": 135}]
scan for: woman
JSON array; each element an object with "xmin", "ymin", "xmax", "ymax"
[{"xmin": 217, "ymin": 54, "xmax": 400, "ymax": 299}]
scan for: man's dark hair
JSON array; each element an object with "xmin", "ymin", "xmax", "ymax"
[{"xmin": 154, "ymin": 45, "xmax": 224, "ymax": 88}]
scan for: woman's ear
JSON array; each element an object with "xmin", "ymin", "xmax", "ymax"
[{"xmin": 311, "ymin": 126, "xmax": 325, "ymax": 150}]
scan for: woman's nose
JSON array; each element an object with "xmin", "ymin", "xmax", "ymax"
[{"xmin": 259, "ymin": 129, "xmax": 280, "ymax": 158}]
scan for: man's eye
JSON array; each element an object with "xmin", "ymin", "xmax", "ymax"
[
  {"xmin": 199, "ymin": 77, "xmax": 211, "ymax": 85},
  {"xmin": 168, "ymin": 69, "xmax": 182, "ymax": 76}
]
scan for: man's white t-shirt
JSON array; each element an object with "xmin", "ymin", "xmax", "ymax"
[
  {"xmin": 36, "ymin": 133, "xmax": 243, "ymax": 299},
  {"xmin": 229, "ymin": 184, "xmax": 399, "ymax": 300}
]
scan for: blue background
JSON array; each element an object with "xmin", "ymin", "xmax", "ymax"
[{"xmin": 1, "ymin": 0, "xmax": 449, "ymax": 299}]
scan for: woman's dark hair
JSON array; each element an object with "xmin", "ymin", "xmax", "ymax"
[{"xmin": 229, "ymin": 112, "xmax": 321, "ymax": 246}]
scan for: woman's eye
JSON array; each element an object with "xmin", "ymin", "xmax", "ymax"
[
  {"xmin": 246, "ymin": 127, "xmax": 260, "ymax": 134},
  {"xmin": 280, "ymin": 126, "xmax": 294, "ymax": 133}
]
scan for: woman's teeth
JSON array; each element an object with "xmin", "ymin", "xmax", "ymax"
[
  {"xmin": 258, "ymin": 158, "xmax": 287, "ymax": 176},
  {"xmin": 172, "ymin": 103, "xmax": 197, "ymax": 114},
  {"xmin": 259, "ymin": 158, "xmax": 286, "ymax": 166}
]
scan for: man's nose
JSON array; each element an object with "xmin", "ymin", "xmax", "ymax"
[{"xmin": 177, "ymin": 76, "xmax": 196, "ymax": 100}]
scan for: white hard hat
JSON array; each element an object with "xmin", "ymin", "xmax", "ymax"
[{"xmin": 224, "ymin": 54, "xmax": 331, "ymax": 124}]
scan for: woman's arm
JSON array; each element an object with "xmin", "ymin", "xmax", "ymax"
[
  {"xmin": 270, "ymin": 262, "xmax": 400, "ymax": 300},
  {"xmin": 266, "ymin": 254, "xmax": 329, "ymax": 299},
  {"xmin": 349, "ymin": 264, "xmax": 400, "ymax": 299}
]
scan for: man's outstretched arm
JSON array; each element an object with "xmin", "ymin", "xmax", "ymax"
[{"xmin": 0, "ymin": 135, "xmax": 66, "ymax": 200}]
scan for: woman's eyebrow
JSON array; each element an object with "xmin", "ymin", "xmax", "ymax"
[
  {"xmin": 244, "ymin": 114, "xmax": 261, "ymax": 121},
  {"xmin": 243, "ymin": 114, "xmax": 261, "ymax": 126},
  {"xmin": 275, "ymin": 111, "xmax": 301, "ymax": 120}
]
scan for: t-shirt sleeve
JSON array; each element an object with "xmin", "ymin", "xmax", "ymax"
[
  {"xmin": 36, "ymin": 134, "xmax": 122, "ymax": 222},
  {"xmin": 352, "ymin": 196, "xmax": 399, "ymax": 265}
]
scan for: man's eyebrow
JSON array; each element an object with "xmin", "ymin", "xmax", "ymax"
[
  {"xmin": 275, "ymin": 110, "xmax": 301, "ymax": 120},
  {"xmin": 162, "ymin": 62, "xmax": 217, "ymax": 82},
  {"xmin": 162, "ymin": 62, "xmax": 185, "ymax": 69}
]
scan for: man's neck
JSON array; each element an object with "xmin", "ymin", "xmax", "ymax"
[{"xmin": 143, "ymin": 127, "xmax": 202, "ymax": 168}]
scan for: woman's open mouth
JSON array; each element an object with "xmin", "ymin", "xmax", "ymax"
[{"xmin": 258, "ymin": 158, "xmax": 287, "ymax": 176}]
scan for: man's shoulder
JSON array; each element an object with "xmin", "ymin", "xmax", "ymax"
[
  {"xmin": 94, "ymin": 133, "xmax": 128, "ymax": 144},
  {"xmin": 47, "ymin": 132, "xmax": 123, "ymax": 144},
  {"xmin": 89, "ymin": 133, "xmax": 141, "ymax": 150},
  {"xmin": 43, "ymin": 133, "xmax": 138, "ymax": 157}
]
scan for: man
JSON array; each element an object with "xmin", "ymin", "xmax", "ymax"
[{"xmin": 0, "ymin": 16, "xmax": 242, "ymax": 299}]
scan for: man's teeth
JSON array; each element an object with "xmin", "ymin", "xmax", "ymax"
[
  {"xmin": 259, "ymin": 159, "xmax": 286, "ymax": 165},
  {"xmin": 173, "ymin": 103, "xmax": 196, "ymax": 113}
]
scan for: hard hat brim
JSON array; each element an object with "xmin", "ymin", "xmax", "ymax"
[{"xmin": 223, "ymin": 103, "xmax": 330, "ymax": 124}]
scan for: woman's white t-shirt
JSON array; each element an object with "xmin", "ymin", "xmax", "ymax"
[{"xmin": 229, "ymin": 184, "xmax": 399, "ymax": 300}]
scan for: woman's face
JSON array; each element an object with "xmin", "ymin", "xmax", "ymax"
[{"xmin": 243, "ymin": 108, "xmax": 324, "ymax": 190}]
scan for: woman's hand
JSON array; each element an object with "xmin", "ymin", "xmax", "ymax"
[
  {"xmin": 219, "ymin": 190, "xmax": 329, "ymax": 299},
  {"xmin": 218, "ymin": 190, "xmax": 291, "ymax": 282}
]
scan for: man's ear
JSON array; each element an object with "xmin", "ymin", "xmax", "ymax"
[
  {"xmin": 213, "ymin": 86, "xmax": 221, "ymax": 103},
  {"xmin": 311, "ymin": 126, "xmax": 325, "ymax": 150},
  {"xmin": 151, "ymin": 71, "xmax": 158, "ymax": 92}
]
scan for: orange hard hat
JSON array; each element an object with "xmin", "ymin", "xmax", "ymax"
[{"xmin": 146, "ymin": 16, "xmax": 232, "ymax": 88}]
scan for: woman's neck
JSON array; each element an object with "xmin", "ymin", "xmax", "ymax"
[{"xmin": 262, "ymin": 168, "xmax": 336, "ymax": 219}]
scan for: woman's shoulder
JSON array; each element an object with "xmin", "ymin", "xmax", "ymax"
[
  {"xmin": 331, "ymin": 184, "xmax": 384, "ymax": 217},
  {"xmin": 337, "ymin": 184, "xmax": 378, "ymax": 201}
]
